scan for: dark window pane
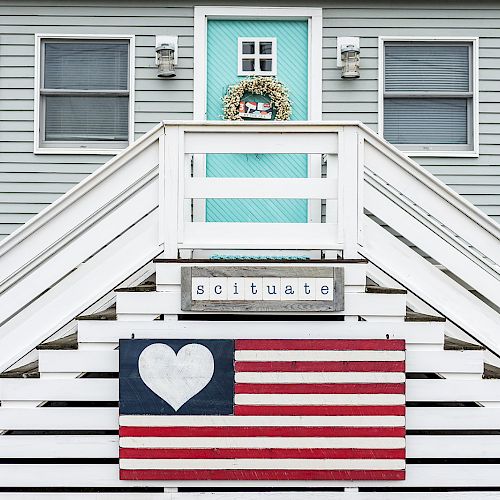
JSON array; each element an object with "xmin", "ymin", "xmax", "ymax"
[
  {"xmin": 242, "ymin": 59, "xmax": 255, "ymax": 72},
  {"xmin": 260, "ymin": 59, "xmax": 273, "ymax": 72},
  {"xmin": 242, "ymin": 42, "xmax": 255, "ymax": 55},
  {"xmin": 385, "ymin": 44, "xmax": 470, "ymax": 92},
  {"xmin": 44, "ymin": 95, "xmax": 129, "ymax": 142},
  {"xmin": 44, "ymin": 41, "xmax": 129, "ymax": 90},
  {"xmin": 259, "ymin": 42, "xmax": 273, "ymax": 55},
  {"xmin": 384, "ymin": 98, "xmax": 468, "ymax": 144}
]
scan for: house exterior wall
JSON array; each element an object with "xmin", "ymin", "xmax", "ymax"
[{"xmin": 1, "ymin": 0, "xmax": 499, "ymax": 240}]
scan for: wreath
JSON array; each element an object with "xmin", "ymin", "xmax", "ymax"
[{"xmin": 223, "ymin": 76, "xmax": 292, "ymax": 121}]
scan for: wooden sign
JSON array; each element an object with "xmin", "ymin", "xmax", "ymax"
[
  {"xmin": 119, "ymin": 338, "xmax": 406, "ymax": 481},
  {"xmin": 181, "ymin": 266, "xmax": 344, "ymax": 312}
]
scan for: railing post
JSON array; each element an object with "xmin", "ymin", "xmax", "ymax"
[
  {"xmin": 162, "ymin": 124, "xmax": 180, "ymax": 259},
  {"xmin": 338, "ymin": 125, "xmax": 361, "ymax": 259}
]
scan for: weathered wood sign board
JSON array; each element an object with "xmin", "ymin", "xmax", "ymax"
[
  {"xmin": 181, "ymin": 266, "xmax": 344, "ymax": 312},
  {"xmin": 119, "ymin": 337, "xmax": 406, "ymax": 481}
]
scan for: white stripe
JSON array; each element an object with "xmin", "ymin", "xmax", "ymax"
[
  {"xmin": 119, "ymin": 437, "xmax": 406, "ymax": 449},
  {"xmin": 235, "ymin": 372, "xmax": 405, "ymax": 384},
  {"xmin": 120, "ymin": 458, "xmax": 406, "ymax": 470},
  {"xmin": 119, "ymin": 415, "xmax": 406, "ymax": 427},
  {"xmin": 235, "ymin": 350, "xmax": 405, "ymax": 362},
  {"xmin": 235, "ymin": 393, "xmax": 405, "ymax": 406}
]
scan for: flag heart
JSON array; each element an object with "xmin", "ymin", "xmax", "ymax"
[{"xmin": 138, "ymin": 343, "xmax": 214, "ymax": 411}]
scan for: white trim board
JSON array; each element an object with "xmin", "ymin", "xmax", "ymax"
[
  {"xmin": 34, "ymin": 33, "xmax": 136, "ymax": 155},
  {"xmin": 377, "ymin": 36, "xmax": 479, "ymax": 158}
]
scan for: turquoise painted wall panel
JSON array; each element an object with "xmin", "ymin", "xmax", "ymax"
[{"xmin": 206, "ymin": 19, "xmax": 309, "ymax": 223}]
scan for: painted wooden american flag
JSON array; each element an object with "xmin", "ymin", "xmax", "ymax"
[{"xmin": 119, "ymin": 338, "xmax": 406, "ymax": 481}]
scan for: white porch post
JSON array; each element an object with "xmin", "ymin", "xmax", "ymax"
[
  {"xmin": 338, "ymin": 125, "xmax": 362, "ymax": 259},
  {"xmin": 162, "ymin": 124, "xmax": 181, "ymax": 259}
]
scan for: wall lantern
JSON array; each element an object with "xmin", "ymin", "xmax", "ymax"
[
  {"xmin": 155, "ymin": 35, "xmax": 178, "ymax": 78},
  {"xmin": 337, "ymin": 37, "xmax": 360, "ymax": 79}
]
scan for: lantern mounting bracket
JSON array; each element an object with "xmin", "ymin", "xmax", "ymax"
[{"xmin": 336, "ymin": 37, "xmax": 360, "ymax": 67}]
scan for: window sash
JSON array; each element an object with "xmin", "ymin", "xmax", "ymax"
[{"xmin": 383, "ymin": 96, "xmax": 471, "ymax": 147}]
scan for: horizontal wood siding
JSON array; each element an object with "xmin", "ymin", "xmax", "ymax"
[{"xmin": 0, "ymin": 0, "xmax": 499, "ymax": 240}]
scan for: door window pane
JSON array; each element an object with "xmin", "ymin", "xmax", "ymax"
[
  {"xmin": 242, "ymin": 42, "xmax": 255, "ymax": 54},
  {"xmin": 260, "ymin": 59, "xmax": 273, "ymax": 72},
  {"xmin": 259, "ymin": 41, "xmax": 273, "ymax": 55},
  {"xmin": 242, "ymin": 59, "xmax": 255, "ymax": 72}
]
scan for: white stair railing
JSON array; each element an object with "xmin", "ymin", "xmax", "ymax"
[
  {"xmin": 0, "ymin": 124, "xmax": 165, "ymax": 372},
  {"xmin": 355, "ymin": 124, "xmax": 500, "ymax": 353},
  {"xmin": 0, "ymin": 120, "xmax": 498, "ymax": 372},
  {"xmin": 160, "ymin": 122, "xmax": 363, "ymax": 258}
]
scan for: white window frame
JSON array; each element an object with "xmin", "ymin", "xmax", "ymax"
[
  {"xmin": 238, "ymin": 37, "xmax": 277, "ymax": 76},
  {"xmin": 378, "ymin": 36, "xmax": 479, "ymax": 158},
  {"xmin": 34, "ymin": 33, "xmax": 135, "ymax": 155}
]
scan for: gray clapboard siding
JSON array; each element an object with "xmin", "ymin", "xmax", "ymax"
[{"xmin": 0, "ymin": 0, "xmax": 500, "ymax": 240}]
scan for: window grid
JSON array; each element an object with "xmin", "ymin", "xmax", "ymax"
[{"xmin": 238, "ymin": 37, "xmax": 277, "ymax": 76}]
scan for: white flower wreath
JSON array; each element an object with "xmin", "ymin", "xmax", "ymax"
[{"xmin": 223, "ymin": 76, "xmax": 292, "ymax": 121}]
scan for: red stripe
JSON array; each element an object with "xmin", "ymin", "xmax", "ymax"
[
  {"xmin": 120, "ymin": 448, "xmax": 406, "ymax": 459},
  {"xmin": 234, "ymin": 405, "xmax": 406, "ymax": 416},
  {"xmin": 119, "ymin": 426, "xmax": 405, "ymax": 438},
  {"xmin": 120, "ymin": 469, "xmax": 406, "ymax": 481},
  {"xmin": 235, "ymin": 361, "xmax": 405, "ymax": 372},
  {"xmin": 235, "ymin": 383, "xmax": 405, "ymax": 394},
  {"xmin": 235, "ymin": 339, "xmax": 405, "ymax": 351}
]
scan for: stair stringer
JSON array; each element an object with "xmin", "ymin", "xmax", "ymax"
[
  {"xmin": 361, "ymin": 215, "xmax": 500, "ymax": 357},
  {"xmin": 0, "ymin": 124, "xmax": 165, "ymax": 373}
]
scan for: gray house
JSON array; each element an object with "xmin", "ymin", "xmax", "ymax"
[{"xmin": 0, "ymin": 1, "xmax": 499, "ymax": 497}]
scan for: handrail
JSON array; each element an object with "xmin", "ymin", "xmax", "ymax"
[
  {"xmin": 0, "ymin": 123, "xmax": 164, "ymax": 293},
  {"xmin": 357, "ymin": 124, "xmax": 499, "ymax": 305},
  {"xmin": 357, "ymin": 122, "xmax": 500, "ymax": 244},
  {"xmin": 0, "ymin": 120, "xmax": 498, "ymax": 371}
]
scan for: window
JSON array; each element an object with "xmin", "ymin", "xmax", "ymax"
[
  {"xmin": 35, "ymin": 35, "xmax": 134, "ymax": 153},
  {"xmin": 380, "ymin": 38, "xmax": 478, "ymax": 155},
  {"xmin": 238, "ymin": 38, "xmax": 277, "ymax": 76}
]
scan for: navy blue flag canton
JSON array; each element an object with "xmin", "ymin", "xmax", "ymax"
[{"xmin": 119, "ymin": 339, "xmax": 234, "ymax": 415}]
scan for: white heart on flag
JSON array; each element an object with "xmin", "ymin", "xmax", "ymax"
[{"xmin": 138, "ymin": 343, "xmax": 214, "ymax": 411}]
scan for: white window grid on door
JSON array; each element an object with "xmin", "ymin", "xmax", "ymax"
[{"xmin": 238, "ymin": 37, "xmax": 277, "ymax": 76}]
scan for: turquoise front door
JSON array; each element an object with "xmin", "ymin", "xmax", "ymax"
[{"xmin": 205, "ymin": 19, "xmax": 309, "ymax": 223}]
